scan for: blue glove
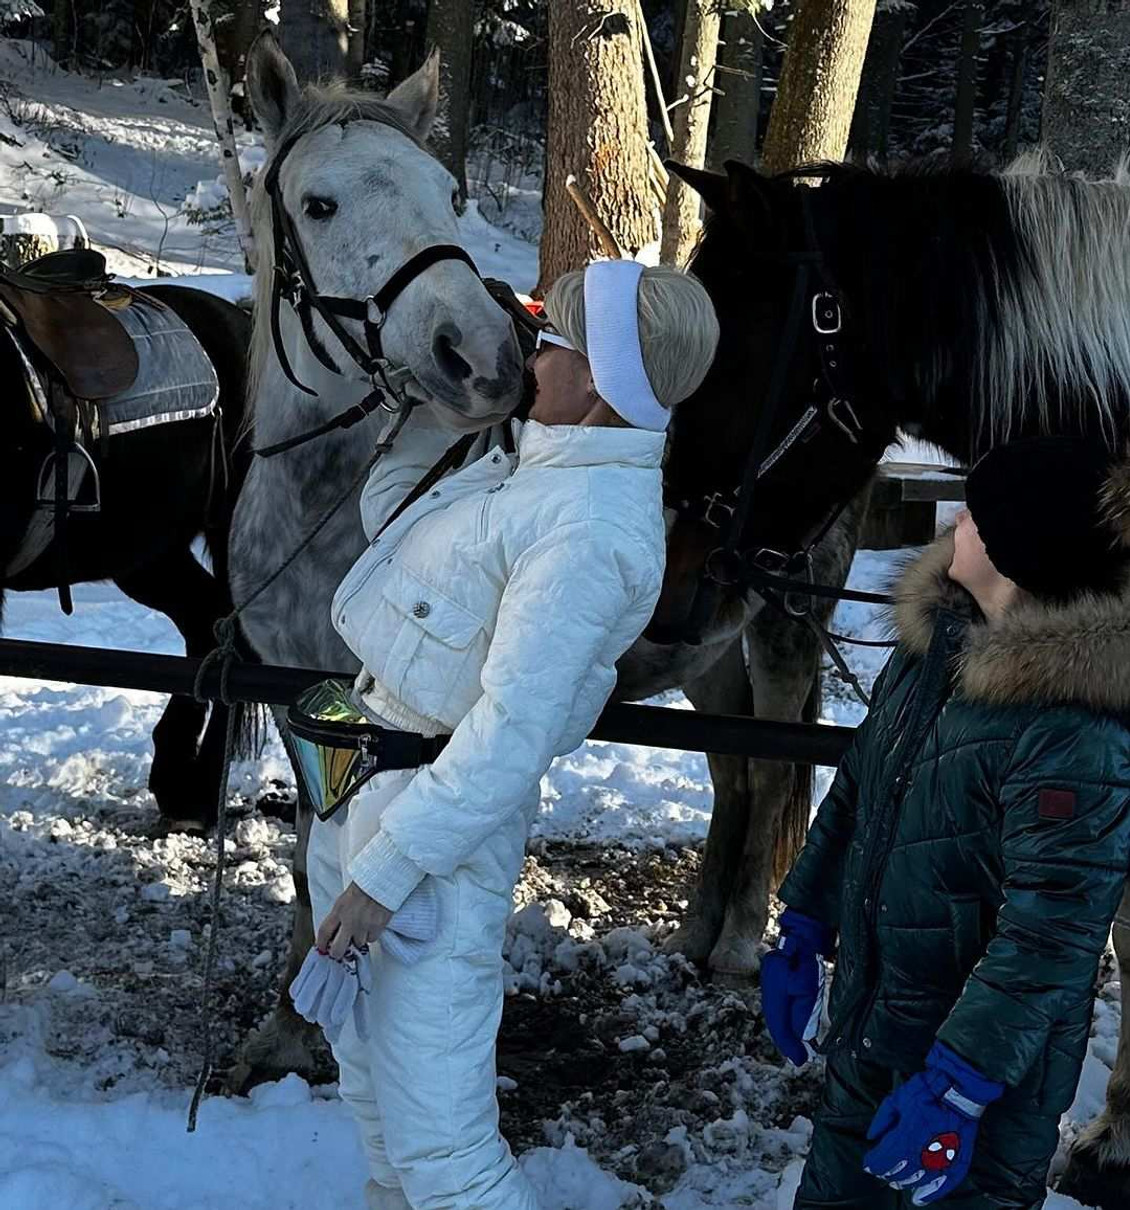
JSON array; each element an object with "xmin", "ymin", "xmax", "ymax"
[
  {"xmin": 863, "ymin": 1042, "xmax": 1005, "ymax": 1205},
  {"xmin": 760, "ymin": 908, "xmax": 833, "ymax": 1066}
]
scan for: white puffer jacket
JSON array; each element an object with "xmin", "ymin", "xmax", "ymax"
[{"xmin": 330, "ymin": 416, "xmax": 666, "ymax": 910}]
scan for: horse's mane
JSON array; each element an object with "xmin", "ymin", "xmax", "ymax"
[
  {"xmin": 734, "ymin": 154, "xmax": 1130, "ymax": 457},
  {"xmin": 246, "ymin": 84, "xmax": 432, "ymax": 414}
]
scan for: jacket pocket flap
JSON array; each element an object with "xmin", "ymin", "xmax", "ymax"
[{"xmin": 380, "ymin": 565, "xmax": 483, "ymax": 647}]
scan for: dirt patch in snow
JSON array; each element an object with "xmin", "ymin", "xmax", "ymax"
[{"xmin": 1, "ymin": 799, "xmax": 819, "ymax": 1196}]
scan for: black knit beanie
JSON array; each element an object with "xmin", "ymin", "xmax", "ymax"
[{"xmin": 964, "ymin": 436, "xmax": 1127, "ymax": 601}]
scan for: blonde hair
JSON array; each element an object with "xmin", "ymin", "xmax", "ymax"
[{"xmin": 542, "ymin": 264, "xmax": 720, "ymax": 409}]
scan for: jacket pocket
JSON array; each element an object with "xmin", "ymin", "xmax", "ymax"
[
  {"xmin": 370, "ymin": 564, "xmax": 486, "ymax": 720},
  {"xmin": 949, "ymin": 895, "xmax": 986, "ymax": 976}
]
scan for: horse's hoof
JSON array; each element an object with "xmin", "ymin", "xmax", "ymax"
[
  {"xmin": 224, "ymin": 1016, "xmax": 323, "ymax": 1095},
  {"xmin": 662, "ymin": 915, "xmax": 720, "ymax": 966},
  {"xmin": 707, "ymin": 932, "xmax": 765, "ymax": 982},
  {"xmin": 1058, "ymin": 1116, "xmax": 1130, "ymax": 1210},
  {"xmin": 147, "ymin": 815, "xmax": 210, "ymax": 839}
]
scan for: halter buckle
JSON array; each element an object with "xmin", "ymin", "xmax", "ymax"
[
  {"xmin": 365, "ymin": 296, "xmax": 386, "ymax": 329},
  {"xmin": 283, "ymin": 271, "xmax": 306, "ymax": 308},
  {"xmin": 702, "ymin": 491, "xmax": 736, "ymax": 530},
  {"xmin": 812, "ymin": 292, "xmax": 842, "ymax": 335}
]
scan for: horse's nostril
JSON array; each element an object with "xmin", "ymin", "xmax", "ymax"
[{"xmin": 433, "ymin": 324, "xmax": 472, "ymax": 381}]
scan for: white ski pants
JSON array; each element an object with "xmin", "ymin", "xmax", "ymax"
[{"xmin": 307, "ymin": 766, "xmax": 541, "ymax": 1210}]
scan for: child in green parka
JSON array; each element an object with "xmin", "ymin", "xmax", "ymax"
[{"xmin": 762, "ymin": 436, "xmax": 1130, "ymax": 1209}]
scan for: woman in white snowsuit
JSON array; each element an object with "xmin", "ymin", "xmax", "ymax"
[{"xmin": 307, "ymin": 260, "xmax": 719, "ymax": 1210}]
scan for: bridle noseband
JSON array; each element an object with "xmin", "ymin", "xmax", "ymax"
[
  {"xmin": 659, "ymin": 189, "xmax": 888, "ymax": 652},
  {"xmin": 256, "ymin": 121, "xmax": 480, "ymax": 458}
]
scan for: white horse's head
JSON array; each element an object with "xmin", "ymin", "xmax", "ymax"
[{"xmin": 246, "ymin": 33, "xmax": 523, "ymax": 430}]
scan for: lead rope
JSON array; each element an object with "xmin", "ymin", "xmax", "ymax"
[{"xmin": 185, "ymin": 400, "xmax": 416, "ymax": 1132}]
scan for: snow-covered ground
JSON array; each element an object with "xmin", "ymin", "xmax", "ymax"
[{"xmin": 0, "ymin": 39, "xmax": 1112, "ymax": 1210}]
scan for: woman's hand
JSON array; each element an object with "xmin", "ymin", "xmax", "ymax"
[{"xmin": 317, "ymin": 881, "xmax": 394, "ymax": 959}]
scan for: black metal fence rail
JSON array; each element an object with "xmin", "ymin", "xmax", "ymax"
[{"xmin": 0, "ymin": 638, "xmax": 856, "ymax": 767}]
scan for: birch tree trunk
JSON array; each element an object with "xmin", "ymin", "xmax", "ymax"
[
  {"xmin": 761, "ymin": 0, "xmax": 877, "ymax": 174},
  {"xmin": 661, "ymin": 0, "xmax": 722, "ymax": 266},
  {"xmin": 1043, "ymin": 0, "xmax": 1130, "ymax": 175},
  {"xmin": 711, "ymin": 7, "xmax": 764, "ymax": 169},
  {"xmin": 425, "ymin": 0, "xmax": 475, "ymax": 198},
  {"xmin": 537, "ymin": 1, "xmax": 657, "ymax": 294},
  {"xmin": 190, "ymin": 0, "xmax": 256, "ymax": 271},
  {"xmin": 280, "ymin": 0, "xmax": 349, "ymax": 82}
]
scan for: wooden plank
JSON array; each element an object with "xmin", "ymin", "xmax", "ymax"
[{"xmin": 876, "ymin": 462, "xmax": 966, "ymax": 504}]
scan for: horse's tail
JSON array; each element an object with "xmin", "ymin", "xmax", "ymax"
[
  {"xmin": 772, "ymin": 669, "xmax": 819, "ymax": 886},
  {"xmin": 231, "ymin": 699, "xmax": 272, "ymax": 762}
]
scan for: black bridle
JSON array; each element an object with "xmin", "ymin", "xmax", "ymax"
[
  {"xmin": 256, "ymin": 122, "xmax": 480, "ymax": 459},
  {"xmin": 659, "ymin": 189, "xmax": 892, "ymax": 659}
]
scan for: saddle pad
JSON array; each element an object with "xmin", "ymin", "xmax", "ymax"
[{"xmin": 97, "ymin": 293, "xmax": 219, "ymax": 435}]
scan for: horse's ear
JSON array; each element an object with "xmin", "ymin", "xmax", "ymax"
[
  {"xmin": 723, "ymin": 160, "xmax": 778, "ymax": 228},
  {"xmin": 386, "ymin": 50, "xmax": 441, "ymax": 141},
  {"xmin": 666, "ymin": 162, "xmax": 728, "ymax": 214},
  {"xmin": 246, "ymin": 31, "xmax": 301, "ymax": 148}
]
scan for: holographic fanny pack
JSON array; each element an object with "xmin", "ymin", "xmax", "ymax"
[{"xmin": 287, "ymin": 679, "xmax": 447, "ymax": 822}]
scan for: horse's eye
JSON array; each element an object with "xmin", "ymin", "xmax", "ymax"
[{"xmin": 302, "ymin": 196, "xmax": 337, "ymax": 221}]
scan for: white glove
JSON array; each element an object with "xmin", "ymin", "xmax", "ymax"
[
  {"xmin": 290, "ymin": 881, "xmax": 439, "ymax": 1041},
  {"xmin": 290, "ymin": 944, "xmax": 373, "ymax": 1043}
]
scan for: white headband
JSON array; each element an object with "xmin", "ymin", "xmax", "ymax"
[{"xmin": 583, "ymin": 260, "xmax": 669, "ymax": 431}]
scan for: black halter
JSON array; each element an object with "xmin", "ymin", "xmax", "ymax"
[
  {"xmin": 257, "ymin": 123, "xmax": 480, "ymax": 458},
  {"xmin": 660, "ymin": 189, "xmax": 890, "ymax": 647}
]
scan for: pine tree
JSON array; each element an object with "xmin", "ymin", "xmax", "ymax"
[
  {"xmin": 762, "ymin": 0, "xmax": 878, "ymax": 173},
  {"xmin": 661, "ymin": 0, "xmax": 722, "ymax": 265},
  {"xmin": 711, "ymin": 6, "xmax": 765, "ymax": 168},
  {"xmin": 425, "ymin": 0, "xmax": 475, "ymax": 197},
  {"xmin": 537, "ymin": 0, "xmax": 657, "ymax": 292},
  {"xmin": 1043, "ymin": 0, "xmax": 1130, "ymax": 175},
  {"xmin": 280, "ymin": 0, "xmax": 349, "ymax": 81}
]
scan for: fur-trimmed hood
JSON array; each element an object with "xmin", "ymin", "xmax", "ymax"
[{"xmin": 893, "ymin": 532, "xmax": 1130, "ymax": 714}]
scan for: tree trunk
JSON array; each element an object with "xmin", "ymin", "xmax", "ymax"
[
  {"xmin": 190, "ymin": 0, "xmax": 257, "ymax": 271},
  {"xmin": 1043, "ymin": 0, "xmax": 1130, "ymax": 175},
  {"xmin": 762, "ymin": 0, "xmax": 878, "ymax": 175},
  {"xmin": 710, "ymin": 7, "xmax": 763, "ymax": 168},
  {"xmin": 280, "ymin": 0, "xmax": 349, "ymax": 82},
  {"xmin": 347, "ymin": 0, "xmax": 367, "ymax": 77},
  {"xmin": 952, "ymin": 1, "xmax": 983, "ymax": 164},
  {"xmin": 426, "ymin": 0, "xmax": 475, "ymax": 197},
  {"xmin": 537, "ymin": 1, "xmax": 658, "ymax": 294},
  {"xmin": 215, "ymin": 0, "xmax": 262, "ymax": 82},
  {"xmin": 52, "ymin": 0, "xmax": 72, "ymax": 65},
  {"xmin": 1002, "ymin": 23, "xmax": 1029, "ymax": 162},
  {"xmin": 849, "ymin": 1, "xmax": 908, "ymax": 162},
  {"xmin": 661, "ymin": 0, "xmax": 721, "ymax": 266}
]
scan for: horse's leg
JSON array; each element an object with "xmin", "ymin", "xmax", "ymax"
[
  {"xmin": 1058, "ymin": 883, "xmax": 1130, "ymax": 1209},
  {"xmin": 707, "ymin": 495, "xmax": 867, "ymax": 979},
  {"xmin": 226, "ymin": 707, "xmax": 322, "ymax": 1092},
  {"xmin": 114, "ymin": 546, "xmax": 227, "ymax": 830},
  {"xmin": 707, "ymin": 608, "xmax": 823, "ymax": 980},
  {"xmin": 663, "ymin": 639, "xmax": 753, "ymax": 965}
]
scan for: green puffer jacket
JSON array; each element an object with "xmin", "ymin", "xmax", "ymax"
[{"xmin": 779, "ymin": 534, "xmax": 1130, "ymax": 1116}]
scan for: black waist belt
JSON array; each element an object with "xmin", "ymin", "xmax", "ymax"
[{"xmin": 370, "ymin": 728, "xmax": 450, "ymax": 770}]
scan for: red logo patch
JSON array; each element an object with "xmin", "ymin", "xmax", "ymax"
[
  {"xmin": 922, "ymin": 1132, "xmax": 960, "ymax": 1171},
  {"xmin": 1039, "ymin": 789, "xmax": 1076, "ymax": 820}
]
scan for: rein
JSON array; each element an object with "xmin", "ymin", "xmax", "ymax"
[{"xmin": 255, "ymin": 122, "xmax": 480, "ymax": 458}]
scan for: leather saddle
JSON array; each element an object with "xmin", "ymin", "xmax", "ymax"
[{"xmin": 0, "ymin": 249, "xmax": 139, "ymax": 398}]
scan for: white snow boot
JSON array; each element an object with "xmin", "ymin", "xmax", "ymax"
[{"xmin": 364, "ymin": 1178, "xmax": 412, "ymax": 1210}]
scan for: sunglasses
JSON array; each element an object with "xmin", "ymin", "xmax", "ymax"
[{"xmin": 535, "ymin": 328, "xmax": 577, "ymax": 354}]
